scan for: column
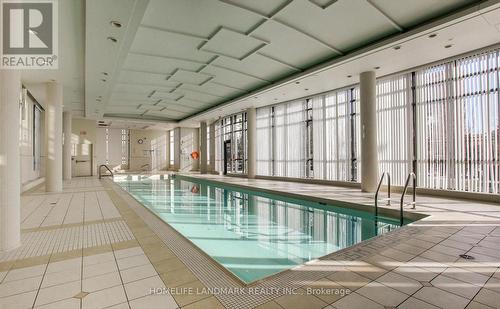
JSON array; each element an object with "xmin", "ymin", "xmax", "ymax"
[
  {"xmin": 209, "ymin": 122, "xmax": 215, "ymax": 173},
  {"xmin": 359, "ymin": 71, "xmax": 378, "ymax": 192},
  {"xmin": 246, "ymin": 108, "xmax": 256, "ymax": 179},
  {"xmin": 199, "ymin": 122, "xmax": 207, "ymax": 174},
  {"xmin": 0, "ymin": 70, "xmax": 21, "ymax": 251},
  {"xmin": 63, "ymin": 111, "xmax": 72, "ymax": 180},
  {"xmin": 45, "ymin": 82, "xmax": 63, "ymax": 192}
]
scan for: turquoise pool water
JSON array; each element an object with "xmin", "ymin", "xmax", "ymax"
[{"xmin": 113, "ymin": 174, "xmax": 406, "ymax": 283}]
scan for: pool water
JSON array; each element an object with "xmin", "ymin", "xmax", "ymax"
[{"xmin": 113, "ymin": 174, "xmax": 406, "ymax": 283}]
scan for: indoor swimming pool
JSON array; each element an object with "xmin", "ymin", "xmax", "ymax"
[{"xmin": 113, "ymin": 174, "xmax": 409, "ymax": 283}]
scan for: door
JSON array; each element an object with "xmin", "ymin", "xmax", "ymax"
[
  {"xmin": 223, "ymin": 140, "xmax": 231, "ymax": 175},
  {"xmin": 72, "ymin": 144, "xmax": 93, "ymax": 177}
]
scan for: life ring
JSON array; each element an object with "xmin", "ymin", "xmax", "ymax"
[
  {"xmin": 191, "ymin": 186, "xmax": 199, "ymax": 193},
  {"xmin": 191, "ymin": 151, "xmax": 199, "ymax": 159}
]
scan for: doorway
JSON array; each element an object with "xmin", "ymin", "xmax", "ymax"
[{"xmin": 72, "ymin": 143, "xmax": 93, "ymax": 177}]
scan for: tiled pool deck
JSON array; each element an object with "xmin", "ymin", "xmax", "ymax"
[{"xmin": 1, "ymin": 174, "xmax": 499, "ymax": 309}]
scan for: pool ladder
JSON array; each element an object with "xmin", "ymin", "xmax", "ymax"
[
  {"xmin": 374, "ymin": 172, "xmax": 416, "ymax": 226},
  {"xmin": 98, "ymin": 164, "xmax": 114, "ymax": 179}
]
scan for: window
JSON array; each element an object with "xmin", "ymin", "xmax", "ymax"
[
  {"xmin": 312, "ymin": 88, "xmax": 359, "ymax": 181},
  {"xmin": 121, "ymin": 129, "xmax": 129, "ymax": 166},
  {"xmin": 207, "ymin": 126, "xmax": 210, "ymax": 166},
  {"xmin": 215, "ymin": 122, "xmax": 223, "ymax": 173},
  {"xmin": 169, "ymin": 130, "xmax": 174, "ymax": 166},
  {"xmin": 257, "ymin": 88, "xmax": 360, "ymax": 181},
  {"xmin": 33, "ymin": 104, "xmax": 42, "ymax": 171},
  {"xmin": 415, "ymin": 51, "xmax": 500, "ymax": 193},
  {"xmin": 220, "ymin": 112, "xmax": 247, "ymax": 174},
  {"xmin": 376, "ymin": 74, "xmax": 413, "ymax": 185}
]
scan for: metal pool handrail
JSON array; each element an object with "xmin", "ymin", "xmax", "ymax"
[
  {"xmin": 99, "ymin": 165, "xmax": 114, "ymax": 179},
  {"xmin": 400, "ymin": 172, "xmax": 417, "ymax": 226},
  {"xmin": 374, "ymin": 172, "xmax": 391, "ymax": 218}
]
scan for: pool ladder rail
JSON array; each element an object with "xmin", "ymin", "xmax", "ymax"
[
  {"xmin": 374, "ymin": 172, "xmax": 417, "ymax": 226},
  {"xmin": 98, "ymin": 164, "xmax": 114, "ymax": 179}
]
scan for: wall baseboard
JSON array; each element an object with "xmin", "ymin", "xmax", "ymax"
[{"xmin": 22, "ymin": 177, "xmax": 45, "ymax": 193}]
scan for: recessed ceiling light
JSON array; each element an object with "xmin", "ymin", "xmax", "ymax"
[
  {"xmin": 110, "ymin": 21, "xmax": 122, "ymax": 28},
  {"xmin": 253, "ymin": 96, "xmax": 258, "ymax": 99},
  {"xmin": 295, "ymin": 81, "xmax": 300, "ymax": 84},
  {"xmin": 393, "ymin": 45, "xmax": 401, "ymax": 50},
  {"xmin": 101, "ymin": 79, "xmax": 107, "ymax": 82},
  {"xmin": 374, "ymin": 66, "xmax": 381, "ymax": 70},
  {"xmin": 304, "ymin": 88, "xmax": 309, "ymax": 91},
  {"xmin": 428, "ymin": 33, "xmax": 437, "ymax": 38},
  {"xmin": 274, "ymin": 98, "xmax": 278, "ymax": 100},
  {"xmin": 102, "ymin": 72, "xmax": 108, "ymax": 76},
  {"xmin": 107, "ymin": 36, "xmax": 117, "ymax": 43},
  {"xmin": 347, "ymin": 75, "xmax": 352, "ymax": 78},
  {"xmin": 444, "ymin": 44, "xmax": 453, "ymax": 49}
]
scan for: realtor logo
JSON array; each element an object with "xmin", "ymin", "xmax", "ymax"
[{"xmin": 1, "ymin": 0, "xmax": 58, "ymax": 69}]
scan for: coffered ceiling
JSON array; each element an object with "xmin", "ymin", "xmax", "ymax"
[{"xmin": 85, "ymin": 0, "xmax": 490, "ymax": 123}]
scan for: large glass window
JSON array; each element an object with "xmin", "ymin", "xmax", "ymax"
[
  {"xmin": 207, "ymin": 126, "xmax": 210, "ymax": 166},
  {"xmin": 256, "ymin": 47, "xmax": 499, "ymax": 194},
  {"xmin": 169, "ymin": 130, "xmax": 174, "ymax": 166},
  {"xmin": 121, "ymin": 129, "xmax": 129, "ymax": 166},
  {"xmin": 416, "ymin": 51, "xmax": 499, "ymax": 193},
  {"xmin": 376, "ymin": 74, "xmax": 413, "ymax": 186},
  {"xmin": 221, "ymin": 112, "xmax": 247, "ymax": 174},
  {"xmin": 33, "ymin": 104, "xmax": 42, "ymax": 171},
  {"xmin": 257, "ymin": 88, "xmax": 360, "ymax": 181}
]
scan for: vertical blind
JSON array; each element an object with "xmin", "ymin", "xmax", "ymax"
[
  {"xmin": 416, "ymin": 50, "xmax": 499, "ymax": 193},
  {"xmin": 252, "ymin": 47, "xmax": 499, "ymax": 194},
  {"xmin": 312, "ymin": 88, "xmax": 360, "ymax": 181},
  {"xmin": 376, "ymin": 74, "xmax": 413, "ymax": 185}
]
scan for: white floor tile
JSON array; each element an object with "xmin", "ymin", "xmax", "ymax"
[
  {"xmin": 82, "ymin": 285, "xmax": 127, "ymax": 309},
  {"xmin": 115, "ymin": 247, "xmax": 144, "ymax": 260},
  {"xmin": 83, "ymin": 260, "xmax": 118, "ymax": 279},
  {"xmin": 34, "ymin": 280, "xmax": 81, "ymax": 307},
  {"xmin": 83, "ymin": 252, "xmax": 115, "ymax": 267},
  {"xmin": 124, "ymin": 275, "xmax": 165, "ymax": 300},
  {"xmin": 0, "ymin": 275, "xmax": 43, "ymax": 297},
  {"xmin": 41, "ymin": 267, "xmax": 81, "ymax": 288},
  {"xmin": 120, "ymin": 264, "xmax": 157, "ymax": 284},
  {"xmin": 46, "ymin": 258, "xmax": 81, "ymax": 274},
  {"xmin": 82, "ymin": 271, "xmax": 122, "ymax": 293},
  {"xmin": 116, "ymin": 254, "xmax": 150, "ymax": 270},
  {"xmin": 129, "ymin": 294, "xmax": 178, "ymax": 309},
  {"xmin": 413, "ymin": 287, "xmax": 470, "ymax": 309},
  {"xmin": 34, "ymin": 297, "xmax": 80, "ymax": 309},
  {"xmin": 3, "ymin": 264, "xmax": 46, "ymax": 282},
  {"xmin": 0, "ymin": 290, "xmax": 37, "ymax": 309}
]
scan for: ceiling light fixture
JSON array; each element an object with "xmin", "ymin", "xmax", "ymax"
[
  {"xmin": 110, "ymin": 21, "xmax": 122, "ymax": 28},
  {"xmin": 295, "ymin": 81, "xmax": 300, "ymax": 84},
  {"xmin": 444, "ymin": 44, "xmax": 453, "ymax": 49},
  {"xmin": 101, "ymin": 79, "xmax": 107, "ymax": 82},
  {"xmin": 304, "ymin": 88, "xmax": 309, "ymax": 91},
  {"xmin": 347, "ymin": 75, "xmax": 352, "ymax": 78},
  {"xmin": 393, "ymin": 45, "xmax": 401, "ymax": 50},
  {"xmin": 107, "ymin": 36, "xmax": 117, "ymax": 43},
  {"xmin": 102, "ymin": 72, "xmax": 108, "ymax": 76},
  {"xmin": 374, "ymin": 66, "xmax": 381, "ymax": 70},
  {"xmin": 428, "ymin": 33, "xmax": 437, "ymax": 38}
]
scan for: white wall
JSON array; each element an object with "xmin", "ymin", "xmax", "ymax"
[
  {"xmin": 129, "ymin": 129, "xmax": 168, "ymax": 171},
  {"xmin": 179, "ymin": 128, "xmax": 199, "ymax": 172},
  {"xmin": 72, "ymin": 118, "xmax": 97, "ymax": 175},
  {"xmin": 96, "ymin": 128, "xmax": 124, "ymax": 170}
]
